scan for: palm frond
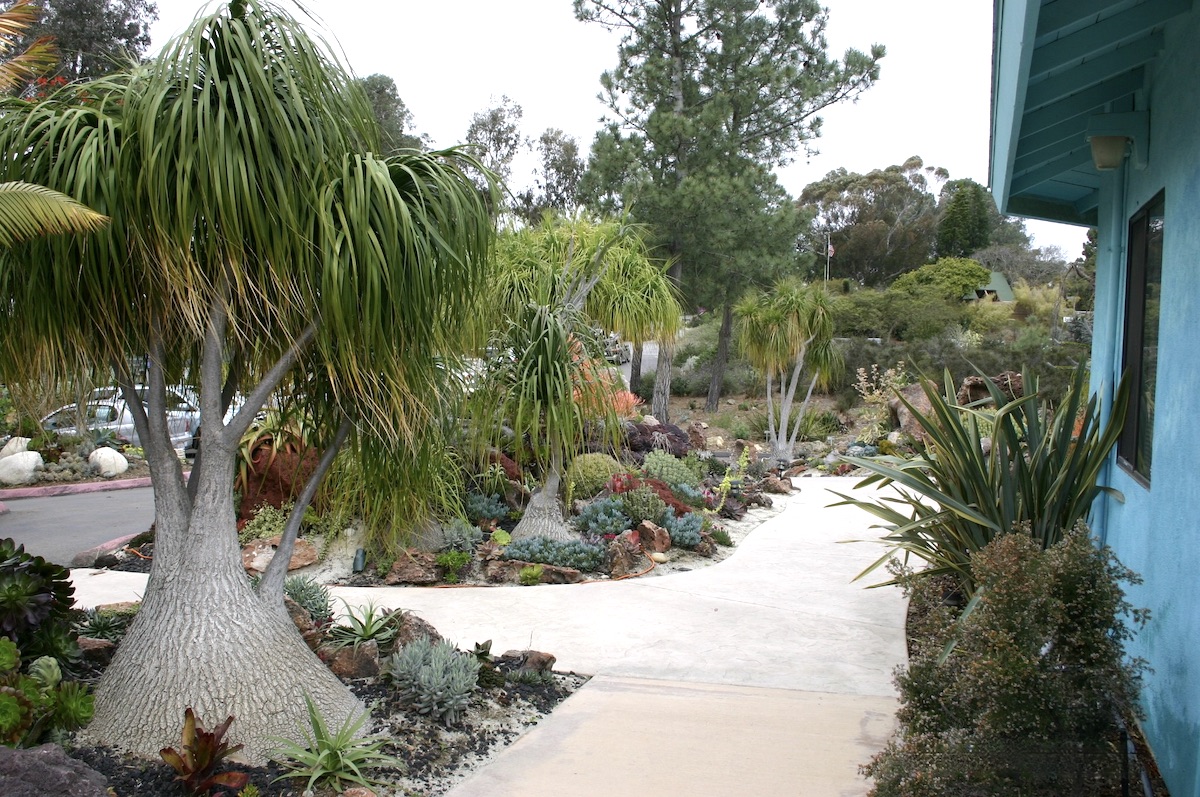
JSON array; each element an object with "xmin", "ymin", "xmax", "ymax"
[{"xmin": 0, "ymin": 181, "xmax": 107, "ymax": 247}]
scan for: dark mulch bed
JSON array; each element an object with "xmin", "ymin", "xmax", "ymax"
[{"xmin": 64, "ymin": 660, "xmax": 584, "ymax": 797}]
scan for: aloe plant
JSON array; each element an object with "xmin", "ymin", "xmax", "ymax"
[{"xmin": 834, "ymin": 365, "xmax": 1128, "ymax": 595}]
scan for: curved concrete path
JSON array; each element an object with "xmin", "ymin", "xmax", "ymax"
[{"xmin": 69, "ymin": 476, "xmax": 907, "ymax": 796}]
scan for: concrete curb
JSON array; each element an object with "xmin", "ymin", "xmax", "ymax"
[
  {"xmin": 0, "ymin": 475, "xmax": 154, "ymax": 501},
  {"xmin": 70, "ymin": 532, "xmax": 142, "ymax": 568}
]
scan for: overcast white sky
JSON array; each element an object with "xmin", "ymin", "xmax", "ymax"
[{"xmin": 147, "ymin": 0, "xmax": 1089, "ymax": 260}]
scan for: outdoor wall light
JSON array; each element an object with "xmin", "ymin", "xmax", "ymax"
[
  {"xmin": 1089, "ymin": 135, "xmax": 1129, "ymax": 170},
  {"xmin": 1086, "ymin": 112, "xmax": 1149, "ymax": 171}
]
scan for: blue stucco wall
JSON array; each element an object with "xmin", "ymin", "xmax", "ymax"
[{"xmin": 1090, "ymin": 8, "xmax": 1200, "ymax": 795}]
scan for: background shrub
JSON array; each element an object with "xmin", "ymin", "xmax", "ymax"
[
  {"xmin": 440, "ymin": 518, "xmax": 484, "ymax": 553},
  {"xmin": 386, "ymin": 636, "xmax": 479, "ymax": 726},
  {"xmin": 618, "ymin": 485, "xmax": 668, "ymax": 526},
  {"xmin": 463, "ymin": 493, "xmax": 507, "ymax": 527},
  {"xmin": 661, "ymin": 511, "xmax": 703, "ymax": 549},
  {"xmin": 284, "ymin": 576, "xmax": 332, "ymax": 626}
]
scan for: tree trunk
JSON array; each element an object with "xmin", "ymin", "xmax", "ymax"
[
  {"xmin": 651, "ymin": 337, "xmax": 674, "ymax": 422},
  {"xmin": 84, "ymin": 321, "xmax": 362, "ymax": 764},
  {"xmin": 510, "ymin": 449, "xmax": 575, "ymax": 542},
  {"xmin": 83, "ymin": 433, "xmax": 363, "ymax": 763},
  {"xmin": 629, "ymin": 342, "xmax": 643, "ymax": 396},
  {"xmin": 705, "ymin": 303, "xmax": 734, "ymax": 412}
]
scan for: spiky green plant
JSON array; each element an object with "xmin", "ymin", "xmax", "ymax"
[
  {"xmin": 271, "ymin": 695, "xmax": 401, "ymax": 792},
  {"xmin": 834, "ymin": 365, "xmax": 1128, "ymax": 594}
]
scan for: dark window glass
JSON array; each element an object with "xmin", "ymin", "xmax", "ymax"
[{"xmin": 1118, "ymin": 192, "xmax": 1164, "ymax": 483}]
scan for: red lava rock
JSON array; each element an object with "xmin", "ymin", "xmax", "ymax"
[
  {"xmin": 637, "ymin": 520, "xmax": 672, "ymax": 553},
  {"xmin": 241, "ymin": 536, "xmax": 319, "ymax": 574},
  {"xmin": 238, "ymin": 446, "xmax": 320, "ymax": 522},
  {"xmin": 324, "ymin": 639, "xmax": 380, "ymax": 679},
  {"xmin": 384, "ymin": 550, "xmax": 440, "ymax": 585}
]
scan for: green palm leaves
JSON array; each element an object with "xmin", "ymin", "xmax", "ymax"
[
  {"xmin": 0, "ymin": 0, "xmax": 491, "ymax": 451},
  {"xmin": 476, "ymin": 217, "xmax": 680, "ymax": 473}
]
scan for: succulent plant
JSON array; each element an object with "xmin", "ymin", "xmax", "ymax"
[
  {"xmin": 502, "ymin": 537, "xmax": 607, "ymax": 572},
  {"xmin": 662, "ymin": 511, "xmax": 704, "ymax": 549},
  {"xmin": 386, "ymin": 636, "xmax": 480, "ymax": 726}
]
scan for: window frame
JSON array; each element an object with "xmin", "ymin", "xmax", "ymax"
[{"xmin": 1116, "ymin": 190, "xmax": 1164, "ymax": 486}]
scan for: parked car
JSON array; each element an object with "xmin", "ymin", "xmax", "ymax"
[
  {"xmin": 41, "ymin": 388, "xmax": 199, "ymax": 449},
  {"xmin": 603, "ymin": 332, "xmax": 633, "ymax": 364}
]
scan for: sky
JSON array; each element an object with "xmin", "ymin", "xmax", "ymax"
[{"xmin": 146, "ymin": 0, "xmax": 1089, "ymax": 261}]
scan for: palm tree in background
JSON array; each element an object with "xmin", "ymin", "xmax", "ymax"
[
  {"xmin": 736, "ymin": 279, "xmax": 842, "ymax": 463},
  {"xmin": 475, "ymin": 217, "xmax": 680, "ymax": 542}
]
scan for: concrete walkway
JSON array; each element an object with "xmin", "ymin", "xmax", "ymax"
[{"xmin": 69, "ymin": 476, "xmax": 907, "ymax": 796}]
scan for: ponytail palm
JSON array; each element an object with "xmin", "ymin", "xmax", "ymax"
[
  {"xmin": 0, "ymin": 0, "xmax": 491, "ymax": 761},
  {"xmin": 476, "ymin": 217, "xmax": 680, "ymax": 541},
  {"xmin": 735, "ymin": 279, "xmax": 842, "ymax": 463}
]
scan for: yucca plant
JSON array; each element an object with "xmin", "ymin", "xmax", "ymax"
[{"xmin": 834, "ymin": 364, "xmax": 1128, "ymax": 595}]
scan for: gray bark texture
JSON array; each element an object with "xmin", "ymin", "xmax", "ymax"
[
  {"xmin": 651, "ymin": 337, "xmax": 674, "ymax": 422},
  {"xmin": 509, "ymin": 453, "xmax": 574, "ymax": 543},
  {"xmin": 629, "ymin": 342, "xmax": 643, "ymax": 396},
  {"xmin": 81, "ymin": 433, "xmax": 364, "ymax": 764},
  {"xmin": 83, "ymin": 325, "xmax": 363, "ymax": 764}
]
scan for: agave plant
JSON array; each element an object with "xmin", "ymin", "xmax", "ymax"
[{"xmin": 834, "ymin": 364, "xmax": 1128, "ymax": 595}]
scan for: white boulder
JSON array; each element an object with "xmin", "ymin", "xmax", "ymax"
[
  {"xmin": 0, "ymin": 437, "xmax": 30, "ymax": 460},
  {"xmin": 89, "ymin": 447, "xmax": 129, "ymax": 478},
  {"xmin": 0, "ymin": 451, "xmax": 43, "ymax": 485}
]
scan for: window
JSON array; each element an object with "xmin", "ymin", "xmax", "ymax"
[{"xmin": 1118, "ymin": 191, "xmax": 1164, "ymax": 483}]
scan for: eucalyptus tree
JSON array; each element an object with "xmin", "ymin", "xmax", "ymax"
[
  {"xmin": 735, "ymin": 279, "xmax": 841, "ymax": 463},
  {"xmin": 474, "ymin": 217, "xmax": 680, "ymax": 542},
  {"xmin": 0, "ymin": 0, "xmax": 492, "ymax": 761},
  {"xmin": 799, "ymin": 156, "xmax": 945, "ymax": 286},
  {"xmin": 576, "ymin": 0, "xmax": 883, "ymax": 420}
]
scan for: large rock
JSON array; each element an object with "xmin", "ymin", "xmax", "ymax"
[
  {"xmin": 956, "ymin": 371, "xmax": 1024, "ymax": 406},
  {"xmin": 607, "ymin": 532, "xmax": 643, "ymax": 578},
  {"xmin": 888, "ymin": 382, "xmax": 936, "ymax": 445},
  {"xmin": 483, "ymin": 559, "xmax": 584, "ymax": 584},
  {"xmin": 383, "ymin": 550, "xmax": 440, "ymax": 585},
  {"xmin": 88, "ymin": 446, "xmax": 128, "ymax": 477},
  {"xmin": 325, "ymin": 639, "xmax": 380, "ymax": 679},
  {"xmin": 762, "ymin": 475, "xmax": 793, "ymax": 494},
  {"xmin": 76, "ymin": 636, "xmax": 116, "ymax": 667},
  {"xmin": 0, "ymin": 451, "xmax": 43, "ymax": 485},
  {"xmin": 394, "ymin": 612, "xmax": 443, "ymax": 648},
  {"xmin": 624, "ymin": 421, "xmax": 690, "ymax": 459},
  {"xmin": 636, "ymin": 520, "xmax": 672, "ymax": 553},
  {"xmin": 0, "ymin": 744, "xmax": 109, "ymax": 797},
  {"xmin": 241, "ymin": 536, "xmax": 320, "ymax": 574},
  {"xmin": 0, "ymin": 437, "xmax": 30, "ymax": 460},
  {"xmin": 501, "ymin": 649, "xmax": 557, "ymax": 672}
]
